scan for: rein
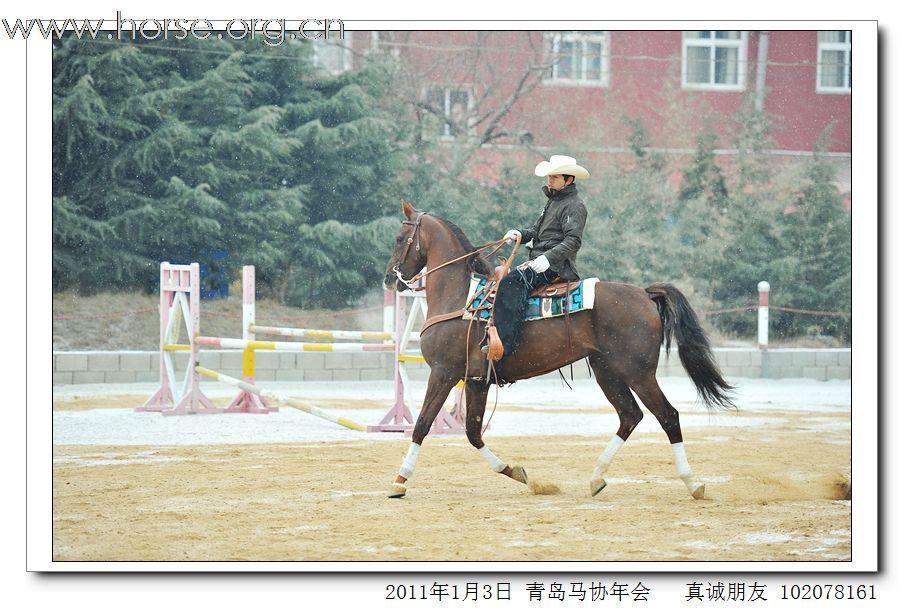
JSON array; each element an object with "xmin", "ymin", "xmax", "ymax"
[{"xmin": 392, "ymin": 213, "xmax": 510, "ymax": 290}]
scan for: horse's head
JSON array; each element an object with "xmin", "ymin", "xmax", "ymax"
[{"xmin": 383, "ymin": 200, "xmax": 429, "ymax": 291}]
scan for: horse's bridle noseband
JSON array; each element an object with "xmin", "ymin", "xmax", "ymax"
[{"xmin": 391, "ymin": 212, "xmax": 425, "ymax": 287}]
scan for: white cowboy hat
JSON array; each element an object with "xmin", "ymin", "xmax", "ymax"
[{"xmin": 534, "ymin": 155, "xmax": 590, "ymax": 180}]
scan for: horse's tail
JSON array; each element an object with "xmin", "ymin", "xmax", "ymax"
[{"xmin": 646, "ymin": 283, "xmax": 736, "ymax": 410}]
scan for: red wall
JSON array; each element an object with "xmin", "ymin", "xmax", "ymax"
[{"xmin": 352, "ymin": 30, "xmax": 851, "ymax": 154}]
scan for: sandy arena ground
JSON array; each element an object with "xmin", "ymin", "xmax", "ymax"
[{"xmin": 51, "ymin": 377, "xmax": 852, "ymax": 563}]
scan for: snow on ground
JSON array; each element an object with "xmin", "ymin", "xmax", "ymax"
[{"xmin": 51, "ymin": 377, "xmax": 852, "ymax": 447}]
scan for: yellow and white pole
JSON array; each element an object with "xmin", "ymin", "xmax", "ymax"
[{"xmin": 195, "ymin": 367, "xmax": 366, "ymax": 432}]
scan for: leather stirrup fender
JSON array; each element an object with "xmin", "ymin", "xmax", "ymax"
[{"xmin": 486, "ymin": 324, "xmax": 504, "ymax": 361}]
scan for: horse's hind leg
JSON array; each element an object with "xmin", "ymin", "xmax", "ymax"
[
  {"xmin": 630, "ymin": 377, "xmax": 705, "ymax": 500},
  {"xmin": 389, "ymin": 368, "xmax": 458, "ymax": 498},
  {"xmin": 464, "ymin": 379, "xmax": 528, "ymax": 486},
  {"xmin": 587, "ymin": 355, "xmax": 645, "ymax": 496}
]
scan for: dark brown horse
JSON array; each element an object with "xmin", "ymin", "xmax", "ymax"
[{"xmin": 383, "ymin": 201, "xmax": 734, "ymax": 499}]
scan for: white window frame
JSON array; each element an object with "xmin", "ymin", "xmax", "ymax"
[
  {"xmin": 682, "ymin": 31, "xmax": 747, "ymax": 91},
  {"xmin": 370, "ymin": 31, "xmax": 401, "ymax": 60},
  {"xmin": 816, "ymin": 31, "xmax": 851, "ymax": 94},
  {"xmin": 311, "ymin": 33, "xmax": 353, "ymax": 76},
  {"xmin": 543, "ymin": 31, "xmax": 611, "ymax": 87},
  {"xmin": 424, "ymin": 86, "xmax": 473, "ymax": 140}
]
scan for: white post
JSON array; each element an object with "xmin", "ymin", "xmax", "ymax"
[{"xmin": 757, "ymin": 281, "xmax": 770, "ymax": 351}]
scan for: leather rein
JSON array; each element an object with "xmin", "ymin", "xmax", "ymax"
[
  {"xmin": 390, "ymin": 212, "xmax": 520, "ymax": 333},
  {"xmin": 392, "ymin": 212, "xmax": 510, "ymax": 291}
]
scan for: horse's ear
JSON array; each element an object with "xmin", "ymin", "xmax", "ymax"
[{"xmin": 401, "ymin": 199, "xmax": 417, "ymax": 220}]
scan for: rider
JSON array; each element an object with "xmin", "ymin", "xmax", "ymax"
[{"xmin": 486, "ymin": 154, "xmax": 590, "ymax": 359}]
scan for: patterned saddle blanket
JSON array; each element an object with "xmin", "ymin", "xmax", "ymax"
[{"xmin": 463, "ymin": 276, "xmax": 599, "ymax": 322}]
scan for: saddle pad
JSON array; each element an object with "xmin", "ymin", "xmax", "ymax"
[{"xmin": 463, "ymin": 276, "xmax": 598, "ymax": 322}]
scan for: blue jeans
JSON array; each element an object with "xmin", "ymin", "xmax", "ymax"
[{"xmin": 493, "ymin": 267, "xmax": 559, "ymax": 356}]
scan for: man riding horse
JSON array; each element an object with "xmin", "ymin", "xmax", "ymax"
[{"xmin": 487, "ymin": 154, "xmax": 590, "ymax": 359}]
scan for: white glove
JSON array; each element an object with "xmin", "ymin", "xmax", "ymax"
[
  {"xmin": 526, "ymin": 255, "xmax": 550, "ymax": 273},
  {"xmin": 503, "ymin": 229, "xmax": 521, "ymax": 244}
]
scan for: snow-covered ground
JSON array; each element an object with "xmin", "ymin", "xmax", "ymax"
[{"xmin": 52, "ymin": 377, "xmax": 852, "ymax": 446}]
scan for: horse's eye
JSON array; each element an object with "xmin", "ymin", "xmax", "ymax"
[{"xmin": 396, "ymin": 235, "xmax": 405, "ymax": 244}]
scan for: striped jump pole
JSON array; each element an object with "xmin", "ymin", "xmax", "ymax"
[
  {"xmin": 194, "ymin": 337, "xmax": 396, "ymax": 352},
  {"xmin": 196, "ymin": 367, "xmax": 367, "ymax": 432}
]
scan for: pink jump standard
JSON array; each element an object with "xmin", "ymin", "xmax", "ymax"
[{"xmin": 138, "ymin": 262, "xmax": 220, "ymax": 415}]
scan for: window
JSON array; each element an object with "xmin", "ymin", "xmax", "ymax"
[
  {"xmin": 311, "ymin": 35, "xmax": 352, "ymax": 75},
  {"xmin": 370, "ymin": 31, "xmax": 400, "ymax": 59},
  {"xmin": 425, "ymin": 87, "xmax": 471, "ymax": 139},
  {"xmin": 544, "ymin": 31, "xmax": 610, "ymax": 87},
  {"xmin": 817, "ymin": 31, "xmax": 851, "ymax": 93},
  {"xmin": 682, "ymin": 31, "xmax": 747, "ymax": 90}
]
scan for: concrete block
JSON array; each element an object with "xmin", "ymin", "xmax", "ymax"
[
  {"xmin": 763, "ymin": 351, "xmax": 793, "ymax": 366},
  {"xmin": 88, "ymin": 352, "xmax": 121, "ymax": 371},
  {"xmin": 332, "ymin": 370, "xmax": 361, "ymax": 382},
  {"xmin": 254, "ymin": 352, "xmax": 280, "ymax": 370},
  {"xmin": 814, "ymin": 351, "xmax": 840, "ymax": 366},
  {"xmin": 740, "ymin": 366, "xmax": 762, "ymax": 378},
  {"xmin": 802, "ymin": 366, "xmax": 828, "ymax": 381},
  {"xmin": 219, "ymin": 351, "xmax": 244, "ymax": 370},
  {"xmin": 791, "ymin": 351, "xmax": 817, "ymax": 367},
  {"xmin": 53, "ymin": 372, "xmax": 73, "ymax": 385},
  {"xmin": 198, "ymin": 352, "xmax": 221, "ymax": 370},
  {"xmin": 105, "ymin": 371, "xmax": 138, "ymax": 384},
  {"xmin": 304, "ymin": 369, "xmax": 332, "ymax": 381},
  {"xmin": 360, "ymin": 369, "xmax": 391, "ymax": 381},
  {"xmin": 352, "ymin": 353, "xmax": 387, "ymax": 369},
  {"xmin": 776, "ymin": 366, "xmax": 804, "ymax": 378},
  {"xmin": 134, "ymin": 371, "xmax": 159, "ymax": 383},
  {"xmin": 720, "ymin": 366, "xmax": 742, "ymax": 379},
  {"xmin": 120, "ymin": 352, "xmax": 152, "ymax": 371},
  {"xmin": 55, "ymin": 353, "xmax": 88, "ymax": 372},
  {"xmin": 278, "ymin": 353, "xmax": 297, "ymax": 369},
  {"xmin": 296, "ymin": 353, "xmax": 326, "ymax": 370},
  {"xmin": 724, "ymin": 351, "xmax": 752, "ymax": 367},
  {"xmin": 254, "ymin": 369, "xmax": 276, "ymax": 381},
  {"xmin": 73, "ymin": 371, "xmax": 106, "ymax": 384},
  {"xmin": 323, "ymin": 353, "xmax": 353, "ymax": 369},
  {"xmin": 838, "ymin": 351, "xmax": 852, "ymax": 367},
  {"xmin": 275, "ymin": 369, "xmax": 306, "ymax": 382},
  {"xmin": 826, "ymin": 366, "xmax": 851, "ymax": 380},
  {"xmin": 750, "ymin": 351, "xmax": 763, "ymax": 366}
]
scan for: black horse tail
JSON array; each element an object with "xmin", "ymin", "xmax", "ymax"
[{"xmin": 646, "ymin": 283, "xmax": 736, "ymax": 410}]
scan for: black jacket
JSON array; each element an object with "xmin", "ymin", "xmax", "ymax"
[{"xmin": 518, "ymin": 184, "xmax": 587, "ymax": 281}]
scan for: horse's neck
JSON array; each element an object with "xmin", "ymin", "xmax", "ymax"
[{"xmin": 423, "ymin": 247, "xmax": 472, "ymax": 315}]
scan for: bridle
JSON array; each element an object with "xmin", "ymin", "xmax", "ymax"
[
  {"xmin": 391, "ymin": 212, "xmax": 511, "ymax": 290},
  {"xmin": 391, "ymin": 212, "xmax": 426, "ymax": 289}
]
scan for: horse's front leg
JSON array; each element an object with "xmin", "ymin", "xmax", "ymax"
[
  {"xmin": 388, "ymin": 368, "xmax": 458, "ymax": 498},
  {"xmin": 465, "ymin": 379, "xmax": 529, "ymax": 486}
]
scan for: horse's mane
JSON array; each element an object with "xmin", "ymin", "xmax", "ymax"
[{"xmin": 429, "ymin": 213, "xmax": 492, "ymax": 277}]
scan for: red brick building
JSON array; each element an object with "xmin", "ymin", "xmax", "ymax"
[{"xmin": 316, "ymin": 29, "xmax": 852, "ymax": 196}]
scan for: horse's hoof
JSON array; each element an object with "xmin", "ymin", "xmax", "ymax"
[
  {"xmin": 510, "ymin": 466, "xmax": 528, "ymax": 484},
  {"xmin": 388, "ymin": 483, "xmax": 407, "ymax": 498},
  {"xmin": 690, "ymin": 484, "xmax": 705, "ymax": 500},
  {"xmin": 590, "ymin": 478, "xmax": 607, "ymax": 496}
]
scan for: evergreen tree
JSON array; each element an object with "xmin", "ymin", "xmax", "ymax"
[{"xmin": 53, "ymin": 36, "xmax": 404, "ymax": 304}]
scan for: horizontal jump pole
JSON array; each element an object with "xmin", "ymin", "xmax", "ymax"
[
  {"xmin": 194, "ymin": 336, "xmax": 394, "ymax": 352},
  {"xmin": 248, "ymin": 324, "xmax": 410, "ymax": 342},
  {"xmin": 195, "ymin": 367, "xmax": 367, "ymax": 432}
]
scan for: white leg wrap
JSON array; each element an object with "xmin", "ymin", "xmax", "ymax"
[
  {"xmin": 671, "ymin": 442, "xmax": 695, "ymax": 485},
  {"xmin": 591, "ymin": 436, "xmax": 625, "ymax": 479},
  {"xmin": 398, "ymin": 442, "xmax": 421, "ymax": 479},
  {"xmin": 479, "ymin": 445, "xmax": 507, "ymax": 473}
]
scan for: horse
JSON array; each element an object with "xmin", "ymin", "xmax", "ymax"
[{"xmin": 382, "ymin": 200, "xmax": 735, "ymax": 500}]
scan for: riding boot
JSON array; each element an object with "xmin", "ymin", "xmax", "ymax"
[{"xmin": 494, "ymin": 271, "xmax": 531, "ymax": 356}]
